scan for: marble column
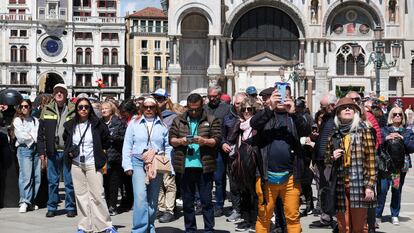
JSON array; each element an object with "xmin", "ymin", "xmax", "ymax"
[
  {"xmin": 170, "ymin": 76, "xmax": 178, "ymax": 103},
  {"xmin": 227, "ymin": 76, "xmax": 233, "ymax": 97},
  {"xmin": 307, "ymin": 77, "xmax": 313, "ymax": 114}
]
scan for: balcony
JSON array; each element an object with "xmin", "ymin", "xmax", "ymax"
[
  {"xmin": 73, "ymin": 16, "xmax": 124, "ymax": 24},
  {"xmin": 154, "ymin": 48, "xmax": 162, "ymax": 54},
  {"xmin": 0, "ymin": 14, "xmax": 32, "ymax": 21}
]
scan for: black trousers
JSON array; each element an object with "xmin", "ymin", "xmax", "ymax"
[
  {"xmin": 104, "ymin": 161, "xmax": 123, "ymax": 208},
  {"xmin": 181, "ymin": 168, "xmax": 214, "ymax": 233}
]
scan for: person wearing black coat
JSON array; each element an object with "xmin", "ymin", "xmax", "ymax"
[
  {"xmin": 101, "ymin": 101, "xmax": 127, "ymax": 216},
  {"xmin": 63, "ymin": 98, "xmax": 117, "ymax": 233}
]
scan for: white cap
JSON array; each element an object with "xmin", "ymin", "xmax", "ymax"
[{"xmin": 53, "ymin": 83, "xmax": 68, "ymax": 94}]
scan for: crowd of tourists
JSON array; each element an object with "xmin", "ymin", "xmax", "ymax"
[{"xmin": 0, "ymin": 82, "xmax": 413, "ymax": 233}]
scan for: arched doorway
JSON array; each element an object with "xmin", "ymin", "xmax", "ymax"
[
  {"xmin": 179, "ymin": 13, "xmax": 209, "ymax": 101},
  {"xmin": 38, "ymin": 73, "xmax": 64, "ymax": 94},
  {"xmin": 232, "ymin": 7, "xmax": 300, "ymax": 60}
]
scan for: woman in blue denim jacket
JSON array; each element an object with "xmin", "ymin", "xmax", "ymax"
[
  {"xmin": 376, "ymin": 106, "xmax": 414, "ymax": 226},
  {"xmin": 122, "ymin": 97, "xmax": 173, "ymax": 233}
]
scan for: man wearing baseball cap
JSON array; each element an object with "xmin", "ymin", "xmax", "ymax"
[{"xmin": 37, "ymin": 83, "xmax": 77, "ymax": 218}]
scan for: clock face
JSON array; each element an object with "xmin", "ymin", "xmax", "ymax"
[{"xmin": 41, "ymin": 36, "xmax": 63, "ymax": 57}]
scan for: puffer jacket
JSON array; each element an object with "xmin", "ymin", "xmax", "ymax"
[
  {"xmin": 103, "ymin": 116, "xmax": 127, "ymax": 162},
  {"xmin": 169, "ymin": 110, "xmax": 222, "ymax": 174}
]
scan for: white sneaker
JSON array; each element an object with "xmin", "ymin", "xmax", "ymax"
[
  {"xmin": 392, "ymin": 216, "xmax": 400, "ymax": 225},
  {"xmin": 19, "ymin": 203, "xmax": 28, "ymax": 213},
  {"xmin": 175, "ymin": 198, "xmax": 183, "ymax": 206}
]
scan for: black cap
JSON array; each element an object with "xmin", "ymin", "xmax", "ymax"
[{"xmin": 259, "ymin": 87, "xmax": 275, "ymax": 96}]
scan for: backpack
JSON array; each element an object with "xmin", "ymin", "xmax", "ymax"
[
  {"xmin": 230, "ymin": 139, "xmax": 257, "ymax": 192},
  {"xmin": 377, "ymin": 147, "xmax": 394, "ymax": 178},
  {"xmin": 385, "ymin": 137, "xmax": 406, "ymax": 172}
]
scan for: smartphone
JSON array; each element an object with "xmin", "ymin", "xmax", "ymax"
[
  {"xmin": 275, "ymin": 82, "xmax": 289, "ymax": 104},
  {"xmin": 186, "ymin": 135, "xmax": 194, "ymax": 143}
]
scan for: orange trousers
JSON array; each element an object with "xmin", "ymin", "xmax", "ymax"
[{"xmin": 256, "ymin": 176, "xmax": 301, "ymax": 233}]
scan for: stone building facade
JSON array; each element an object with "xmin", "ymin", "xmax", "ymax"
[
  {"xmin": 0, "ymin": 0, "xmax": 125, "ymax": 100},
  {"xmin": 163, "ymin": 0, "xmax": 413, "ymax": 111}
]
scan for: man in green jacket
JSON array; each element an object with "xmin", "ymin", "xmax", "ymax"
[{"xmin": 37, "ymin": 84, "xmax": 77, "ymax": 218}]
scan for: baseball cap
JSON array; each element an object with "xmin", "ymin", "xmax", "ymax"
[
  {"xmin": 152, "ymin": 89, "xmax": 168, "ymax": 98},
  {"xmin": 246, "ymin": 86, "xmax": 257, "ymax": 95},
  {"xmin": 53, "ymin": 83, "xmax": 67, "ymax": 94}
]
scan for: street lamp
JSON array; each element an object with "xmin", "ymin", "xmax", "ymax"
[
  {"xmin": 287, "ymin": 63, "xmax": 306, "ymax": 97},
  {"xmin": 351, "ymin": 26, "xmax": 401, "ymax": 97}
]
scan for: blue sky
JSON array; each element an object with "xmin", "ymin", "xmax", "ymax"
[{"xmin": 121, "ymin": 0, "xmax": 162, "ymax": 17}]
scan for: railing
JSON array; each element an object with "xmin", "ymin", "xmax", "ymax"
[
  {"xmin": 0, "ymin": 14, "xmax": 32, "ymax": 21},
  {"xmin": 73, "ymin": 16, "xmax": 124, "ymax": 24},
  {"xmin": 130, "ymin": 26, "xmax": 167, "ymax": 34}
]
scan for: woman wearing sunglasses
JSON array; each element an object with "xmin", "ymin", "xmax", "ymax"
[
  {"xmin": 122, "ymin": 97, "xmax": 172, "ymax": 233},
  {"xmin": 12, "ymin": 99, "xmax": 40, "ymax": 213},
  {"xmin": 376, "ymin": 106, "xmax": 414, "ymax": 226},
  {"xmin": 226, "ymin": 97, "xmax": 260, "ymax": 231},
  {"xmin": 63, "ymin": 98, "xmax": 117, "ymax": 233},
  {"xmin": 326, "ymin": 97, "xmax": 376, "ymax": 233}
]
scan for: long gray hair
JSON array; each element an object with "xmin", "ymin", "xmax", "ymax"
[{"xmin": 334, "ymin": 109, "xmax": 361, "ymax": 132}]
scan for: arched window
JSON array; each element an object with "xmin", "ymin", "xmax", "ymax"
[
  {"xmin": 103, "ymin": 48, "xmax": 109, "ymax": 65},
  {"xmin": 20, "ymin": 46, "xmax": 27, "ymax": 62},
  {"xmin": 11, "ymin": 45, "xmax": 18, "ymax": 62},
  {"xmin": 111, "ymin": 48, "xmax": 118, "ymax": 65},
  {"xmin": 336, "ymin": 44, "xmax": 365, "ymax": 76},
  {"xmin": 76, "ymin": 48, "xmax": 83, "ymax": 64},
  {"xmin": 85, "ymin": 48, "xmax": 92, "ymax": 64}
]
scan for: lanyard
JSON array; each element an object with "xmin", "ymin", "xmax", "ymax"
[
  {"xmin": 145, "ymin": 120, "xmax": 155, "ymax": 147},
  {"xmin": 187, "ymin": 117, "xmax": 199, "ymax": 136}
]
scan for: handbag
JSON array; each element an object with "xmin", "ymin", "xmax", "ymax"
[
  {"xmin": 154, "ymin": 153, "xmax": 171, "ymax": 174},
  {"xmin": 320, "ymin": 162, "xmax": 338, "ymax": 216},
  {"xmin": 67, "ymin": 123, "xmax": 90, "ymax": 159}
]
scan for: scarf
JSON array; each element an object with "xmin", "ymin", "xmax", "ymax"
[
  {"xmin": 240, "ymin": 118, "xmax": 253, "ymax": 141},
  {"xmin": 142, "ymin": 148, "xmax": 157, "ymax": 184},
  {"xmin": 338, "ymin": 122, "xmax": 352, "ymax": 135}
]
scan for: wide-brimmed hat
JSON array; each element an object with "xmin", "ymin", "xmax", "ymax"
[{"xmin": 334, "ymin": 97, "xmax": 361, "ymax": 114}]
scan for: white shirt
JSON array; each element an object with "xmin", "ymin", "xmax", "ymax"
[
  {"xmin": 72, "ymin": 121, "xmax": 94, "ymax": 165},
  {"xmin": 13, "ymin": 116, "xmax": 39, "ymax": 147}
]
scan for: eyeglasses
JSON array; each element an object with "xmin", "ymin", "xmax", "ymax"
[
  {"xmin": 77, "ymin": 105, "xmax": 90, "ymax": 111},
  {"xmin": 188, "ymin": 107, "xmax": 202, "ymax": 113},
  {"xmin": 393, "ymin": 113, "xmax": 403, "ymax": 117},
  {"xmin": 339, "ymin": 105, "xmax": 355, "ymax": 112},
  {"xmin": 19, "ymin": 104, "xmax": 29, "ymax": 109},
  {"xmin": 144, "ymin": 105, "xmax": 156, "ymax": 110},
  {"xmin": 241, "ymin": 107, "xmax": 253, "ymax": 113},
  {"xmin": 351, "ymin": 97, "xmax": 361, "ymax": 103}
]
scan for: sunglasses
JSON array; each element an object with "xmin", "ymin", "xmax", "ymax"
[
  {"xmin": 393, "ymin": 113, "xmax": 403, "ymax": 117},
  {"xmin": 19, "ymin": 104, "xmax": 29, "ymax": 109},
  {"xmin": 241, "ymin": 107, "xmax": 253, "ymax": 113},
  {"xmin": 339, "ymin": 105, "xmax": 355, "ymax": 111},
  {"xmin": 144, "ymin": 105, "xmax": 156, "ymax": 110},
  {"xmin": 188, "ymin": 107, "xmax": 202, "ymax": 113},
  {"xmin": 154, "ymin": 97, "xmax": 166, "ymax": 102},
  {"xmin": 351, "ymin": 97, "xmax": 361, "ymax": 103},
  {"xmin": 207, "ymin": 95, "xmax": 219, "ymax": 99},
  {"xmin": 77, "ymin": 105, "xmax": 90, "ymax": 111}
]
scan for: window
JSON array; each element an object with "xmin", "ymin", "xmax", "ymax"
[
  {"xmin": 141, "ymin": 40, "xmax": 148, "ymax": 49},
  {"xmin": 155, "ymin": 56, "xmax": 161, "ymax": 70},
  {"xmin": 154, "ymin": 76, "xmax": 162, "ymax": 90},
  {"xmin": 101, "ymin": 33, "xmax": 118, "ymax": 41},
  {"xmin": 103, "ymin": 48, "xmax": 109, "ymax": 65},
  {"xmin": 84, "ymin": 74, "xmax": 92, "ymax": 86},
  {"xmin": 83, "ymin": 0, "xmax": 91, "ymax": 7},
  {"xmin": 76, "ymin": 48, "xmax": 83, "ymax": 64},
  {"xmin": 111, "ymin": 74, "xmax": 118, "ymax": 86},
  {"xmin": 10, "ymin": 30, "xmax": 18, "ymax": 37},
  {"xmin": 141, "ymin": 76, "xmax": 149, "ymax": 93},
  {"xmin": 155, "ymin": 21, "xmax": 162, "ymax": 33},
  {"xmin": 11, "ymin": 46, "xmax": 18, "ymax": 62},
  {"xmin": 140, "ymin": 20, "xmax": 146, "ymax": 32},
  {"xmin": 148, "ymin": 21, "xmax": 153, "ymax": 33},
  {"xmin": 9, "ymin": 0, "xmax": 17, "ymax": 4},
  {"xmin": 166, "ymin": 77, "xmax": 171, "ymax": 94},
  {"xmin": 20, "ymin": 30, "xmax": 27, "ymax": 37},
  {"xmin": 155, "ymin": 40, "xmax": 161, "ymax": 50},
  {"xmin": 102, "ymin": 74, "xmax": 110, "ymax": 86},
  {"xmin": 9, "ymin": 9, "xmax": 17, "ymax": 14},
  {"xmin": 111, "ymin": 48, "xmax": 118, "ymax": 65},
  {"xmin": 85, "ymin": 48, "xmax": 92, "ymax": 64},
  {"xmin": 75, "ymin": 32, "xmax": 92, "ymax": 40},
  {"xmin": 166, "ymin": 40, "xmax": 169, "ymax": 50},
  {"xmin": 141, "ymin": 56, "xmax": 148, "ymax": 70},
  {"xmin": 389, "ymin": 77, "xmax": 397, "ymax": 91},
  {"xmin": 20, "ymin": 46, "xmax": 26, "ymax": 62},
  {"xmin": 166, "ymin": 57, "xmax": 170, "ymax": 68},
  {"xmin": 76, "ymin": 74, "xmax": 83, "ymax": 86},
  {"xmin": 11, "ymin": 72, "xmax": 18, "ymax": 84},
  {"xmin": 164, "ymin": 21, "xmax": 168, "ymax": 33},
  {"xmin": 20, "ymin": 72, "xmax": 27, "ymax": 84},
  {"xmin": 98, "ymin": 0, "xmax": 116, "ymax": 8},
  {"xmin": 336, "ymin": 44, "xmax": 365, "ymax": 76},
  {"xmin": 18, "ymin": 0, "xmax": 26, "ymax": 3}
]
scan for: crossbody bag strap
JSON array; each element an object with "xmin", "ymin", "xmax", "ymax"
[{"xmin": 77, "ymin": 123, "xmax": 90, "ymax": 147}]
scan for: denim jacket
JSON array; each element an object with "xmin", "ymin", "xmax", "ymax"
[{"xmin": 122, "ymin": 116, "xmax": 173, "ymax": 172}]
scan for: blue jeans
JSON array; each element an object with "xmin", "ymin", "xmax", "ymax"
[
  {"xmin": 376, "ymin": 172, "xmax": 407, "ymax": 218},
  {"xmin": 214, "ymin": 152, "xmax": 227, "ymax": 209},
  {"xmin": 131, "ymin": 158, "xmax": 162, "ymax": 233},
  {"xmin": 181, "ymin": 168, "xmax": 214, "ymax": 233},
  {"xmin": 47, "ymin": 151, "xmax": 75, "ymax": 211},
  {"xmin": 17, "ymin": 145, "xmax": 41, "ymax": 205}
]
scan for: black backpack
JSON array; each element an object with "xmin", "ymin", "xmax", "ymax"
[
  {"xmin": 385, "ymin": 137, "xmax": 406, "ymax": 172},
  {"xmin": 230, "ymin": 139, "xmax": 257, "ymax": 192}
]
